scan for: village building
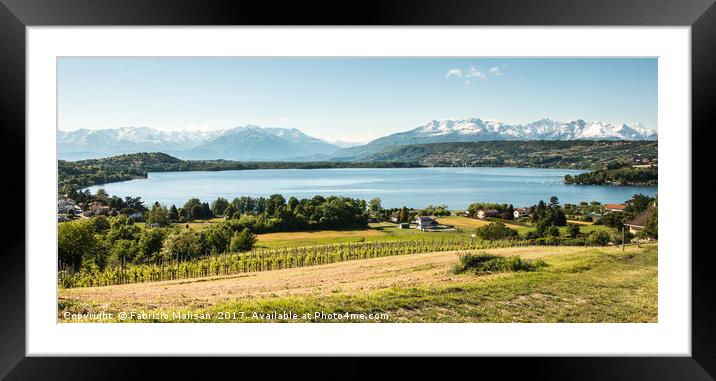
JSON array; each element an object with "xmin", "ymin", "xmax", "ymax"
[
  {"xmin": 624, "ymin": 208, "xmax": 654, "ymax": 235},
  {"xmin": 477, "ymin": 209, "xmax": 500, "ymax": 219},
  {"xmin": 604, "ymin": 204, "xmax": 626, "ymax": 213},
  {"xmin": 57, "ymin": 195, "xmax": 82, "ymax": 216},
  {"xmin": 88, "ymin": 202, "xmax": 111, "ymax": 216},
  {"xmin": 398, "ymin": 223, "xmax": 410, "ymax": 229},
  {"xmin": 513, "ymin": 207, "xmax": 529, "ymax": 219},
  {"xmin": 415, "ymin": 216, "xmax": 438, "ymax": 230}
]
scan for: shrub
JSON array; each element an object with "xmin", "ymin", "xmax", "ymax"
[
  {"xmin": 643, "ymin": 208, "xmax": 658, "ymax": 239},
  {"xmin": 58, "ymin": 219, "xmax": 97, "ymax": 268},
  {"xmin": 548, "ymin": 226, "xmax": 560, "ymax": 237},
  {"xmin": 565, "ymin": 223, "xmax": 581, "ymax": 238},
  {"xmin": 588, "ymin": 230, "xmax": 611, "ymax": 246},
  {"xmin": 474, "ymin": 222, "xmax": 519, "ymax": 240},
  {"xmin": 229, "ymin": 228, "xmax": 258, "ymax": 252},
  {"xmin": 598, "ymin": 213, "xmax": 625, "ymax": 230},
  {"xmin": 452, "ymin": 252, "xmax": 547, "ymax": 274},
  {"xmin": 91, "ymin": 215, "xmax": 111, "ymax": 232},
  {"xmin": 137, "ymin": 228, "xmax": 166, "ymax": 262}
]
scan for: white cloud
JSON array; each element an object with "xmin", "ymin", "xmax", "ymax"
[
  {"xmin": 466, "ymin": 66, "xmax": 486, "ymax": 80},
  {"xmin": 279, "ymin": 117, "xmax": 289, "ymax": 121},
  {"xmin": 489, "ymin": 67, "xmax": 504, "ymax": 76},
  {"xmin": 445, "ymin": 68, "xmax": 463, "ymax": 78}
]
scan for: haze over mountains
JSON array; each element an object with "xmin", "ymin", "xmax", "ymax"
[
  {"xmin": 58, "ymin": 118, "xmax": 657, "ymax": 161},
  {"xmin": 58, "ymin": 125, "xmax": 341, "ymax": 161}
]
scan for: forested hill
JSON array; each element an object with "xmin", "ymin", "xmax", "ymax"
[
  {"xmin": 58, "ymin": 152, "xmax": 420, "ymax": 192},
  {"xmin": 564, "ymin": 164, "xmax": 658, "ymax": 186},
  {"xmin": 346, "ymin": 140, "xmax": 657, "ymax": 170}
]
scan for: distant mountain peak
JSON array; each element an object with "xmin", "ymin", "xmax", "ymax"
[{"xmin": 58, "ymin": 125, "xmax": 341, "ymax": 161}]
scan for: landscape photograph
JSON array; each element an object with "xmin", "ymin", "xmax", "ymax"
[{"xmin": 56, "ymin": 57, "xmax": 658, "ymax": 323}]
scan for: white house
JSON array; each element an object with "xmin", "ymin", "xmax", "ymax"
[
  {"xmin": 415, "ymin": 216, "xmax": 438, "ymax": 230},
  {"xmin": 57, "ymin": 196, "xmax": 82, "ymax": 215},
  {"xmin": 513, "ymin": 208, "xmax": 529, "ymax": 219}
]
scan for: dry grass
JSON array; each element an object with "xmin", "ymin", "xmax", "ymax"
[
  {"xmin": 58, "ymin": 245, "xmax": 656, "ymax": 323},
  {"xmin": 566, "ymin": 219, "xmax": 594, "ymax": 226}
]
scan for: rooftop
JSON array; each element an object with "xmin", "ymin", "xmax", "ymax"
[{"xmin": 625, "ymin": 209, "xmax": 654, "ymax": 227}]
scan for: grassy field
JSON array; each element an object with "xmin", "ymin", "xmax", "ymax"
[
  {"xmin": 255, "ymin": 221, "xmax": 473, "ymax": 248},
  {"xmin": 58, "ymin": 244, "xmax": 657, "ymax": 323},
  {"xmin": 437, "ymin": 216, "xmax": 533, "ymax": 234}
]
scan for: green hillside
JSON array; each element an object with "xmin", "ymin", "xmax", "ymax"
[{"xmin": 353, "ymin": 140, "xmax": 657, "ymax": 170}]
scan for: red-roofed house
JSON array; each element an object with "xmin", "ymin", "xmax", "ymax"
[{"xmin": 605, "ymin": 204, "xmax": 626, "ymax": 213}]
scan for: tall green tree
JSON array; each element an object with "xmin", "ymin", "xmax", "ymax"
[
  {"xmin": 229, "ymin": 228, "xmax": 258, "ymax": 252},
  {"xmin": 183, "ymin": 198, "xmax": 201, "ymax": 215},
  {"xmin": 643, "ymin": 208, "xmax": 658, "ymax": 239},
  {"xmin": 626, "ymin": 193, "xmax": 655, "ymax": 215},
  {"xmin": 211, "ymin": 197, "xmax": 230, "ymax": 216},
  {"xmin": 190, "ymin": 205, "xmax": 203, "ymax": 220},
  {"xmin": 58, "ymin": 219, "xmax": 97, "ymax": 268},
  {"xmin": 168, "ymin": 204, "xmax": 179, "ymax": 221},
  {"xmin": 368, "ymin": 198, "xmax": 383, "ymax": 213},
  {"xmin": 137, "ymin": 228, "xmax": 166, "ymax": 262},
  {"xmin": 565, "ymin": 223, "xmax": 581, "ymax": 238},
  {"xmin": 147, "ymin": 202, "xmax": 170, "ymax": 227},
  {"xmin": 224, "ymin": 204, "xmax": 237, "ymax": 219}
]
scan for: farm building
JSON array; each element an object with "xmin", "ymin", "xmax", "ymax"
[
  {"xmin": 415, "ymin": 216, "xmax": 438, "ymax": 230},
  {"xmin": 398, "ymin": 223, "xmax": 410, "ymax": 229},
  {"xmin": 477, "ymin": 209, "xmax": 500, "ymax": 219}
]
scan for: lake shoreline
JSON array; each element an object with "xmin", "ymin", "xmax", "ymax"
[{"xmin": 84, "ymin": 166, "xmax": 657, "ymax": 210}]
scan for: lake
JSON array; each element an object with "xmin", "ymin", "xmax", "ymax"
[{"xmin": 87, "ymin": 167, "xmax": 657, "ymax": 209}]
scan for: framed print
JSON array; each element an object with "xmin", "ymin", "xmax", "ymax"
[{"xmin": 2, "ymin": 0, "xmax": 715, "ymax": 379}]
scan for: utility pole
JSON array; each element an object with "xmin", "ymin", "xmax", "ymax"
[{"xmin": 622, "ymin": 228, "xmax": 625, "ymax": 251}]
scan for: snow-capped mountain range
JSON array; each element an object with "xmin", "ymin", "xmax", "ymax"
[
  {"xmin": 58, "ymin": 125, "xmax": 341, "ymax": 161},
  {"xmin": 330, "ymin": 118, "xmax": 657, "ymax": 159},
  {"xmin": 58, "ymin": 118, "xmax": 656, "ymax": 161},
  {"xmin": 413, "ymin": 118, "xmax": 656, "ymax": 141}
]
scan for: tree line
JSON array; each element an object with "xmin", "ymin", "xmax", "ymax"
[
  {"xmin": 565, "ymin": 162, "xmax": 657, "ymax": 186},
  {"xmin": 58, "ymin": 191, "xmax": 370, "ymax": 271}
]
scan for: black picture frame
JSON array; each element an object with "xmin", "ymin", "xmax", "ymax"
[{"xmin": 1, "ymin": 0, "xmax": 714, "ymax": 379}]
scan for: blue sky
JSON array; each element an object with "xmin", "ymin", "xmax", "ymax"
[{"xmin": 58, "ymin": 57, "xmax": 657, "ymax": 143}]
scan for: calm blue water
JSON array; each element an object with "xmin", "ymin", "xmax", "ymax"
[{"xmin": 87, "ymin": 167, "xmax": 657, "ymax": 209}]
